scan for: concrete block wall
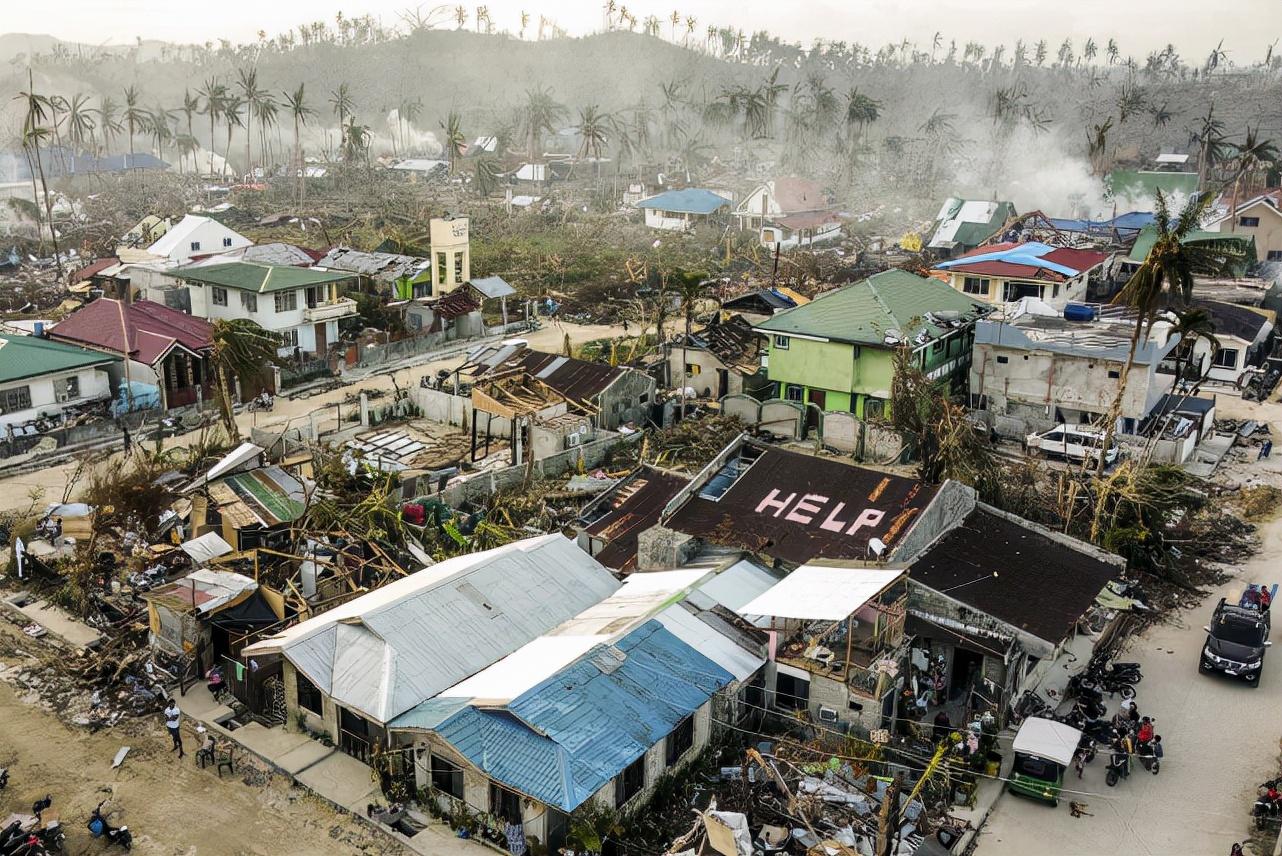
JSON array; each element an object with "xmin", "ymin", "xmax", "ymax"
[{"xmin": 636, "ymin": 525, "xmax": 702, "ymax": 570}]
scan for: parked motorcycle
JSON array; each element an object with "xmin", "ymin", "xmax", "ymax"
[
  {"xmin": 88, "ymin": 802, "xmax": 131, "ymax": 851},
  {"xmin": 245, "ymin": 393, "xmax": 274, "ymax": 413},
  {"xmin": 1104, "ymin": 748, "xmax": 1131, "ymax": 787},
  {"xmin": 1254, "ymin": 779, "xmax": 1282, "ymax": 830}
]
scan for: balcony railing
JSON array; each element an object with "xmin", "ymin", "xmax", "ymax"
[{"xmin": 302, "ymin": 298, "xmax": 359, "ymax": 323}]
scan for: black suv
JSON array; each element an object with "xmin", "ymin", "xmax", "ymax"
[{"xmin": 1199, "ymin": 598, "xmax": 1271, "ymax": 686}]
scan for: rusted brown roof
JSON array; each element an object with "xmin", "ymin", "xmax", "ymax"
[
  {"xmin": 586, "ymin": 468, "xmax": 689, "ymax": 574},
  {"xmin": 665, "ymin": 446, "xmax": 937, "ymax": 565},
  {"xmin": 481, "ymin": 349, "xmax": 625, "ymax": 404},
  {"xmin": 688, "ymin": 315, "xmax": 762, "ymax": 375}
]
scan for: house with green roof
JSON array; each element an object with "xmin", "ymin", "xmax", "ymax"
[
  {"xmin": 754, "ymin": 270, "xmax": 990, "ymax": 419},
  {"xmin": 164, "ymin": 262, "xmax": 359, "ymax": 357},
  {"xmin": 0, "ymin": 333, "xmax": 119, "ymax": 431}
]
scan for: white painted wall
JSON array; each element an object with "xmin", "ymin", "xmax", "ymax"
[
  {"xmin": 643, "ymin": 209, "xmax": 693, "ymax": 231},
  {"xmin": 0, "ymin": 367, "xmax": 112, "ymax": 429},
  {"xmin": 149, "ymin": 217, "xmax": 252, "ymax": 263}
]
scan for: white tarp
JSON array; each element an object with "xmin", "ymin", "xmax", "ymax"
[
  {"xmin": 737, "ymin": 565, "xmax": 904, "ymax": 621},
  {"xmin": 180, "ymin": 532, "xmax": 233, "ymax": 565},
  {"xmin": 1012, "ymin": 716, "xmax": 1082, "ymax": 767}
]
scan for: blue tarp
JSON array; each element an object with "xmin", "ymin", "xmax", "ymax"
[
  {"xmin": 433, "ymin": 620, "xmax": 734, "ymax": 811},
  {"xmin": 935, "ymin": 241, "xmax": 1082, "ymax": 276},
  {"xmin": 110, "ymin": 380, "xmax": 160, "ymax": 416}
]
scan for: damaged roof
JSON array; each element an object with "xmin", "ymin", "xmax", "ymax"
[
  {"xmin": 935, "ymin": 242, "xmax": 1112, "ymax": 282},
  {"xmin": 466, "ymin": 344, "xmax": 629, "ymax": 404},
  {"xmin": 143, "ymin": 568, "xmax": 257, "ymax": 615},
  {"xmin": 684, "ymin": 315, "xmax": 763, "ymax": 375},
  {"xmin": 583, "ymin": 467, "xmax": 690, "ymax": 573},
  {"xmin": 909, "ymin": 506, "xmax": 1121, "ymax": 646},
  {"xmin": 207, "ymin": 465, "xmax": 307, "ymax": 529},
  {"xmin": 315, "ymin": 247, "xmax": 430, "ymax": 281},
  {"xmin": 665, "ymin": 444, "xmax": 938, "ymax": 565}
]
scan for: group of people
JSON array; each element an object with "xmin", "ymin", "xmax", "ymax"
[{"xmin": 1240, "ymin": 584, "xmax": 1273, "ymax": 612}]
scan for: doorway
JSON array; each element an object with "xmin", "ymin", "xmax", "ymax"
[
  {"xmin": 717, "ymin": 368, "xmax": 729, "ymax": 399},
  {"xmin": 314, "ymin": 322, "xmax": 327, "ymax": 353},
  {"xmin": 949, "ymin": 648, "xmax": 984, "ymax": 702}
]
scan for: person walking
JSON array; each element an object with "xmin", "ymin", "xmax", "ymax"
[
  {"xmin": 1260, "ymin": 439, "xmax": 1273, "ymax": 460},
  {"xmin": 164, "ymin": 699, "xmax": 184, "ymax": 758}
]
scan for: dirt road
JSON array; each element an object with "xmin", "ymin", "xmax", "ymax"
[
  {"xmin": 0, "ymin": 673, "xmax": 403, "ymax": 855},
  {"xmin": 978, "ymin": 393, "xmax": 1282, "ymax": 856},
  {"xmin": 0, "ymin": 319, "xmax": 626, "ymax": 516}
]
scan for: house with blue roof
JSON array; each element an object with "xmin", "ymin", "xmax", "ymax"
[
  {"xmin": 394, "ymin": 617, "xmax": 759, "ymax": 851},
  {"xmin": 636, "ymin": 188, "xmax": 731, "ymax": 232}
]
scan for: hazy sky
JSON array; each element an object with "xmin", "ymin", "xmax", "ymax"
[{"xmin": 8, "ymin": 0, "xmax": 1282, "ymax": 62}]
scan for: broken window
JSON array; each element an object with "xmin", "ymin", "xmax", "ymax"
[
  {"xmin": 774, "ymin": 670, "xmax": 809, "ymax": 711},
  {"xmin": 211, "ymin": 286, "xmax": 228, "ymax": 307},
  {"xmin": 0, "ymin": 386, "xmax": 32, "ymax": 414},
  {"xmin": 615, "ymin": 755, "xmax": 646, "ymax": 807},
  {"xmin": 698, "ymin": 445, "xmax": 762, "ymax": 501},
  {"xmin": 665, "ymin": 714, "xmax": 695, "ymax": 766},
  {"xmin": 296, "ymin": 672, "xmax": 322, "ymax": 714},
  {"xmin": 240, "ymin": 292, "xmax": 258, "ymax": 313},
  {"xmin": 430, "ymin": 754, "xmax": 464, "ymax": 800}
]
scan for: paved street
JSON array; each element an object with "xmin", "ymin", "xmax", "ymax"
[{"xmin": 979, "ymin": 395, "xmax": 1282, "ymax": 856}]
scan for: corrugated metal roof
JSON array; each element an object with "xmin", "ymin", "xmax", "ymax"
[
  {"xmin": 468, "ymin": 276, "xmax": 517, "ymax": 299},
  {"xmin": 755, "ymin": 270, "xmax": 986, "ymax": 347},
  {"xmin": 0, "ymin": 333, "xmax": 118, "ymax": 385},
  {"xmin": 434, "ymin": 620, "xmax": 733, "ymax": 811},
  {"xmin": 934, "ymin": 242, "xmax": 1111, "ymax": 281},
  {"xmin": 243, "ymin": 535, "xmax": 621, "ymax": 723},
  {"xmin": 636, "ymin": 188, "xmax": 730, "ymax": 214}
]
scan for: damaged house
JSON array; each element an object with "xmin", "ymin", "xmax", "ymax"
[
  {"xmin": 932, "ymin": 242, "xmax": 1113, "ymax": 309},
  {"xmin": 460, "ymin": 342, "xmax": 655, "ymax": 430},
  {"xmin": 734, "ymin": 176, "xmax": 842, "ymax": 249},
  {"xmin": 664, "ymin": 315, "xmax": 767, "ymax": 399}
]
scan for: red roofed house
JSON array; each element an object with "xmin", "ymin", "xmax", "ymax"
[
  {"xmin": 735, "ymin": 177, "xmax": 843, "ymax": 249},
  {"xmin": 48, "ymin": 298, "xmax": 216, "ymax": 410},
  {"xmin": 932, "ymin": 241, "xmax": 1112, "ymax": 309}
]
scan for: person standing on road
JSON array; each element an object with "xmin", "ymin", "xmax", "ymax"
[{"xmin": 164, "ymin": 699, "xmax": 184, "ymax": 758}]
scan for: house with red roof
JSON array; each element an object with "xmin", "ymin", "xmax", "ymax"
[
  {"xmin": 734, "ymin": 177, "xmax": 842, "ymax": 249},
  {"xmin": 48, "ymin": 298, "xmax": 216, "ymax": 410},
  {"xmin": 932, "ymin": 241, "xmax": 1113, "ymax": 309}
]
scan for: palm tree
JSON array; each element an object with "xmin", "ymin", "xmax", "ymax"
[
  {"xmin": 329, "ymin": 83, "xmax": 353, "ymax": 126},
  {"xmin": 283, "ymin": 84, "xmax": 315, "ymax": 204},
  {"xmin": 1227, "ymin": 128, "xmax": 1279, "ymax": 232},
  {"xmin": 148, "ymin": 104, "xmax": 176, "ymax": 161},
  {"xmin": 13, "ymin": 71, "xmax": 59, "ymax": 268},
  {"xmin": 94, "ymin": 95, "xmax": 123, "ymax": 157},
  {"xmin": 844, "ymin": 87, "xmax": 882, "ymax": 147},
  {"xmin": 210, "ymin": 319, "xmax": 280, "ymax": 440},
  {"xmin": 1106, "ymin": 38, "xmax": 1119, "ymax": 65},
  {"xmin": 65, "ymin": 93, "xmax": 96, "ymax": 158},
  {"xmin": 521, "ymin": 85, "xmax": 567, "ymax": 161},
  {"xmin": 197, "ymin": 78, "xmax": 226, "ymax": 175},
  {"xmin": 575, "ymin": 105, "xmax": 609, "ymax": 164},
  {"xmin": 222, "ymin": 95, "xmax": 245, "ymax": 178},
  {"xmin": 398, "ymin": 97, "xmax": 423, "ymax": 153},
  {"xmin": 123, "ymin": 85, "xmax": 147, "ymax": 167},
  {"xmin": 1099, "ymin": 190, "xmax": 1248, "ymax": 470},
  {"xmin": 439, "ymin": 110, "xmax": 465, "ymax": 172},
  {"xmin": 253, "ymin": 93, "xmax": 279, "ymax": 171},
  {"xmin": 237, "ymin": 67, "xmax": 267, "ymax": 173},
  {"xmin": 453, "ymin": 4, "xmax": 467, "ymax": 28},
  {"xmin": 1189, "ymin": 104, "xmax": 1227, "ymax": 190},
  {"xmin": 179, "ymin": 89, "xmax": 200, "ymax": 172}
]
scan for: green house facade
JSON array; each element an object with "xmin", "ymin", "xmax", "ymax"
[{"xmin": 754, "ymin": 270, "xmax": 989, "ymax": 419}]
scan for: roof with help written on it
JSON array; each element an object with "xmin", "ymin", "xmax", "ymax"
[
  {"xmin": 431, "ymin": 619, "xmax": 734, "ymax": 812},
  {"xmin": 754, "ymin": 269, "xmax": 988, "ymax": 347},
  {"xmin": 636, "ymin": 188, "xmax": 731, "ymax": 214},
  {"xmin": 0, "ymin": 333, "xmax": 119, "ymax": 385},
  {"xmin": 909, "ymin": 506, "xmax": 1121, "ymax": 647},
  {"xmin": 47, "ymin": 298, "xmax": 213, "ymax": 366},
  {"xmin": 167, "ymin": 261, "xmax": 355, "ymax": 293},
  {"xmin": 666, "ymin": 443, "xmax": 938, "ymax": 565},
  {"xmin": 934, "ymin": 242, "xmax": 1112, "ymax": 282}
]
